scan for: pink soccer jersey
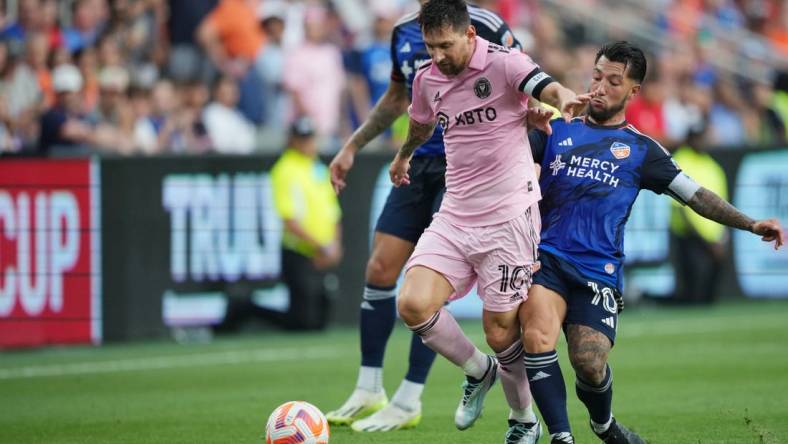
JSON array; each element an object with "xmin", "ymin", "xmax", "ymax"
[{"xmin": 409, "ymin": 36, "xmax": 545, "ymax": 227}]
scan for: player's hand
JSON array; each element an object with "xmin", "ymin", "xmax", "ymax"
[
  {"xmin": 525, "ymin": 106, "xmax": 553, "ymax": 135},
  {"xmin": 389, "ymin": 154, "xmax": 411, "ymax": 187},
  {"xmin": 329, "ymin": 146, "xmax": 355, "ymax": 194},
  {"xmin": 750, "ymin": 219, "xmax": 784, "ymax": 250},
  {"xmin": 560, "ymin": 91, "xmax": 596, "ymax": 122}
]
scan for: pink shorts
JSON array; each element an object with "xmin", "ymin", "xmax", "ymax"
[{"xmin": 405, "ymin": 204, "xmax": 541, "ymax": 312}]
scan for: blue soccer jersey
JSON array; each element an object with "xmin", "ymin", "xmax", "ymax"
[
  {"xmin": 390, "ymin": 5, "xmax": 521, "ymax": 157},
  {"xmin": 530, "ymin": 118, "xmax": 683, "ymax": 290}
]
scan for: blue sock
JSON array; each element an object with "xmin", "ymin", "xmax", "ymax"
[
  {"xmin": 404, "ymin": 331, "xmax": 437, "ymax": 384},
  {"xmin": 359, "ymin": 284, "xmax": 397, "ymax": 368},
  {"xmin": 524, "ymin": 350, "xmax": 571, "ymax": 435},
  {"xmin": 576, "ymin": 364, "xmax": 613, "ymax": 425}
]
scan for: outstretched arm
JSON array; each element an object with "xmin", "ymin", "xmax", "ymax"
[
  {"xmin": 329, "ymin": 80, "xmax": 410, "ymax": 193},
  {"xmin": 687, "ymin": 187, "xmax": 784, "ymax": 249},
  {"xmin": 389, "ymin": 118, "xmax": 436, "ymax": 187}
]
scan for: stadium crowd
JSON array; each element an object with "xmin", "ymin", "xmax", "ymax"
[{"xmin": 0, "ymin": 0, "xmax": 785, "ymax": 156}]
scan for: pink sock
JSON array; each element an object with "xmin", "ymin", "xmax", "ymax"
[
  {"xmin": 408, "ymin": 308, "xmax": 475, "ymax": 368},
  {"xmin": 496, "ymin": 340, "xmax": 532, "ymax": 411}
]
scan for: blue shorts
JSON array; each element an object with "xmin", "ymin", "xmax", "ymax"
[
  {"xmin": 532, "ymin": 249, "xmax": 620, "ymax": 344},
  {"xmin": 375, "ymin": 155, "xmax": 446, "ymax": 244}
]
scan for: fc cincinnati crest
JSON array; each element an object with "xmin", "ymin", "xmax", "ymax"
[
  {"xmin": 610, "ymin": 141, "xmax": 631, "ymax": 159},
  {"xmin": 474, "ymin": 77, "xmax": 491, "ymax": 99}
]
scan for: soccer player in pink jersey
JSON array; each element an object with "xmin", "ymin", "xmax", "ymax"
[{"xmin": 388, "ymin": 1, "xmax": 591, "ymax": 442}]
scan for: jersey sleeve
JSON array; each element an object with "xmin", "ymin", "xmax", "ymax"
[
  {"xmin": 407, "ymin": 68, "xmax": 435, "ymax": 124},
  {"xmin": 389, "ymin": 25, "xmax": 406, "ymax": 83},
  {"xmin": 505, "ymin": 53, "xmax": 555, "ymax": 101},
  {"xmin": 640, "ymin": 139, "xmax": 682, "ymax": 195},
  {"xmin": 470, "ymin": 8, "xmax": 522, "ymax": 50},
  {"xmin": 528, "ymin": 129, "xmax": 549, "ymax": 163}
]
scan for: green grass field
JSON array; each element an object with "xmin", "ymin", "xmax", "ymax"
[{"xmin": 1, "ymin": 300, "xmax": 787, "ymax": 444}]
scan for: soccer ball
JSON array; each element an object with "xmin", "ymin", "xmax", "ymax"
[{"xmin": 265, "ymin": 401, "xmax": 329, "ymax": 444}]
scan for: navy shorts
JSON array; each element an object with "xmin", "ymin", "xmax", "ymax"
[
  {"xmin": 375, "ymin": 155, "xmax": 446, "ymax": 244},
  {"xmin": 532, "ymin": 249, "xmax": 621, "ymax": 344}
]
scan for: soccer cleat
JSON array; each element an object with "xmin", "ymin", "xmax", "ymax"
[
  {"xmin": 350, "ymin": 401, "xmax": 422, "ymax": 432},
  {"xmin": 454, "ymin": 355, "xmax": 498, "ymax": 430},
  {"xmin": 550, "ymin": 432, "xmax": 575, "ymax": 444},
  {"xmin": 325, "ymin": 388, "xmax": 387, "ymax": 425},
  {"xmin": 592, "ymin": 418, "xmax": 646, "ymax": 444},
  {"xmin": 505, "ymin": 418, "xmax": 542, "ymax": 444}
]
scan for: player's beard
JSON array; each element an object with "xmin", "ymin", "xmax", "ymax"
[
  {"xmin": 437, "ymin": 61, "xmax": 462, "ymax": 77},
  {"xmin": 587, "ymin": 95, "xmax": 628, "ymax": 124}
]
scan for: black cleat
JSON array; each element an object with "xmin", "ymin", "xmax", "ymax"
[{"xmin": 593, "ymin": 418, "xmax": 646, "ymax": 444}]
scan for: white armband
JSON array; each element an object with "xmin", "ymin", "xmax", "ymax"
[{"xmin": 666, "ymin": 172, "xmax": 701, "ymax": 204}]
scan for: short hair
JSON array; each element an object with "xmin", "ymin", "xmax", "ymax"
[
  {"xmin": 418, "ymin": 0, "xmax": 470, "ymax": 35},
  {"xmin": 595, "ymin": 41, "xmax": 647, "ymax": 84}
]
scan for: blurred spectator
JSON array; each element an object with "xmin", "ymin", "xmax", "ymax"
[
  {"xmin": 63, "ymin": 0, "xmax": 107, "ymax": 53},
  {"xmin": 347, "ymin": 4, "xmax": 397, "ymax": 133},
  {"xmin": 626, "ymin": 69, "xmax": 668, "ymax": 143},
  {"xmin": 670, "ymin": 122, "xmax": 728, "ymax": 304},
  {"xmin": 133, "ymin": 79, "xmax": 178, "ymax": 154},
  {"xmin": 283, "ymin": 5, "xmax": 347, "ymax": 152},
  {"xmin": 75, "ymin": 46, "xmax": 99, "ymax": 113},
  {"xmin": 203, "ymin": 75, "xmax": 256, "ymax": 154},
  {"xmin": 270, "ymin": 116, "xmax": 343, "ymax": 330},
  {"xmin": 257, "ymin": 1, "xmax": 288, "ymax": 141},
  {"xmin": 26, "ymin": 32, "xmax": 54, "ymax": 108},
  {"xmin": 0, "ymin": 37, "xmax": 41, "ymax": 150},
  {"xmin": 90, "ymin": 65, "xmax": 130, "ymax": 126},
  {"xmin": 39, "ymin": 0, "xmax": 63, "ymax": 50},
  {"xmin": 707, "ymin": 77, "xmax": 748, "ymax": 146},
  {"xmin": 0, "ymin": 0, "xmax": 39, "ymax": 44},
  {"xmin": 38, "ymin": 64, "xmax": 93, "ymax": 153},
  {"xmin": 198, "ymin": 0, "xmax": 266, "ymax": 124},
  {"xmin": 749, "ymin": 81, "xmax": 786, "ymax": 145},
  {"xmin": 167, "ymin": 0, "xmax": 217, "ymax": 83}
]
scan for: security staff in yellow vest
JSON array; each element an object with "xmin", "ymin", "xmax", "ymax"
[
  {"xmin": 670, "ymin": 123, "xmax": 727, "ymax": 304},
  {"xmin": 271, "ymin": 117, "xmax": 342, "ymax": 329}
]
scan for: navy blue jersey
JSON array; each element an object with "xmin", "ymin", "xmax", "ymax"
[
  {"xmin": 530, "ymin": 118, "xmax": 682, "ymax": 290},
  {"xmin": 391, "ymin": 5, "xmax": 521, "ymax": 157}
]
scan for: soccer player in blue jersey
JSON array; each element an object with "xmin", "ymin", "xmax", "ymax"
[
  {"xmin": 520, "ymin": 41, "xmax": 784, "ymax": 444},
  {"xmin": 325, "ymin": 1, "xmax": 523, "ymax": 432}
]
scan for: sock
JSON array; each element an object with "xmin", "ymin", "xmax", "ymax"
[
  {"xmin": 405, "ymin": 330, "xmax": 437, "ymax": 384},
  {"xmin": 576, "ymin": 364, "xmax": 613, "ymax": 429},
  {"xmin": 356, "ymin": 365, "xmax": 383, "ymax": 393},
  {"xmin": 524, "ymin": 350, "xmax": 571, "ymax": 435},
  {"xmin": 407, "ymin": 308, "xmax": 479, "ymax": 375},
  {"xmin": 359, "ymin": 285, "xmax": 397, "ymax": 368},
  {"xmin": 462, "ymin": 349, "xmax": 490, "ymax": 380},
  {"xmin": 551, "ymin": 432, "xmax": 575, "ymax": 443},
  {"xmin": 390, "ymin": 379, "xmax": 424, "ymax": 410},
  {"xmin": 496, "ymin": 340, "xmax": 536, "ymax": 423}
]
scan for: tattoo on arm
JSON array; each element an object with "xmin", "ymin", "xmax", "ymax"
[
  {"xmin": 398, "ymin": 119, "xmax": 436, "ymax": 158},
  {"xmin": 687, "ymin": 187, "xmax": 755, "ymax": 232},
  {"xmin": 347, "ymin": 83, "xmax": 409, "ymax": 152}
]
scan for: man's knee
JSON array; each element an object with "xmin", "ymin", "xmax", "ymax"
[
  {"xmin": 567, "ymin": 325, "xmax": 610, "ymax": 385},
  {"xmin": 484, "ymin": 325, "xmax": 518, "ymax": 353},
  {"xmin": 522, "ymin": 325, "xmax": 556, "ymax": 353},
  {"xmin": 397, "ymin": 290, "xmax": 432, "ymax": 326},
  {"xmin": 365, "ymin": 254, "xmax": 400, "ymax": 285}
]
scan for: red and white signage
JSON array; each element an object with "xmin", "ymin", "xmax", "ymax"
[{"xmin": 0, "ymin": 159, "xmax": 101, "ymax": 348}]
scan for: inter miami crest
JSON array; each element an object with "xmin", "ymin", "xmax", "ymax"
[{"xmin": 474, "ymin": 77, "xmax": 491, "ymax": 99}]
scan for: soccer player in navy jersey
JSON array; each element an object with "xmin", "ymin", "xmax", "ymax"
[
  {"xmin": 521, "ymin": 41, "xmax": 784, "ymax": 444},
  {"xmin": 325, "ymin": 1, "xmax": 523, "ymax": 432}
]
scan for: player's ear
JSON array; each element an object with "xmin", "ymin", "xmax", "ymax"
[
  {"xmin": 466, "ymin": 24, "xmax": 476, "ymax": 40},
  {"xmin": 630, "ymin": 83, "xmax": 641, "ymax": 98}
]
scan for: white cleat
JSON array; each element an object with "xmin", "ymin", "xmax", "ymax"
[
  {"xmin": 505, "ymin": 418, "xmax": 542, "ymax": 444},
  {"xmin": 325, "ymin": 389, "xmax": 388, "ymax": 425},
  {"xmin": 455, "ymin": 355, "xmax": 499, "ymax": 430},
  {"xmin": 350, "ymin": 401, "xmax": 422, "ymax": 432}
]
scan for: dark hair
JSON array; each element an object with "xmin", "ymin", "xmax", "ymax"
[
  {"xmin": 595, "ymin": 41, "xmax": 647, "ymax": 84},
  {"xmin": 418, "ymin": 0, "xmax": 470, "ymax": 34}
]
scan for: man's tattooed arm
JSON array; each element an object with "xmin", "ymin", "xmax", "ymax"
[
  {"xmin": 398, "ymin": 118, "xmax": 436, "ymax": 158},
  {"xmin": 346, "ymin": 81, "xmax": 409, "ymax": 152},
  {"xmin": 687, "ymin": 187, "xmax": 754, "ymax": 231}
]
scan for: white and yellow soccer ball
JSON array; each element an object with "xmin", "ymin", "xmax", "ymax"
[{"xmin": 265, "ymin": 401, "xmax": 329, "ymax": 444}]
